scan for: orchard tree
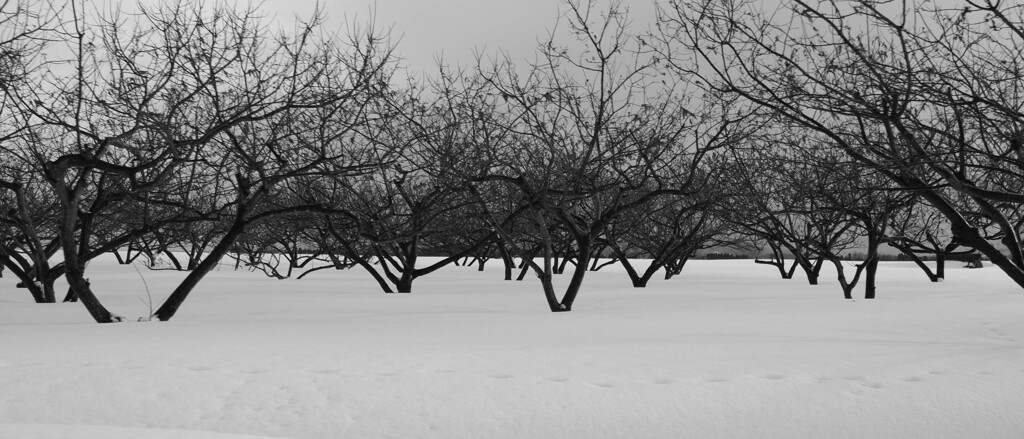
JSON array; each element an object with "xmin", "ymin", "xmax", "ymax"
[
  {"xmin": 658, "ymin": 0, "xmax": 1024, "ymax": 290},
  {"xmin": 798, "ymin": 141, "xmax": 913, "ymax": 299},
  {"xmin": 473, "ymin": 0, "xmax": 751, "ymax": 312},
  {"xmin": 0, "ymin": 163, "xmax": 64, "ymax": 302},
  {"xmin": 327, "ymin": 70, "xmax": 498, "ymax": 294},
  {"xmin": 0, "ymin": 0, "xmax": 71, "ymax": 303},
  {"xmin": 886, "ymin": 195, "xmax": 976, "ymax": 282},
  {"xmin": 719, "ymin": 135, "xmax": 831, "ymax": 286},
  {"xmin": 6, "ymin": 1, "xmax": 395, "ymax": 322},
  {"xmin": 603, "ymin": 191, "xmax": 723, "ymax": 287}
]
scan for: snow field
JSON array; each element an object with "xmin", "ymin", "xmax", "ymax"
[{"xmin": 1, "ymin": 257, "xmax": 1023, "ymax": 438}]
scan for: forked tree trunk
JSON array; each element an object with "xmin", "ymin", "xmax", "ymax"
[
  {"xmin": 797, "ymin": 256, "xmax": 823, "ymax": 285},
  {"xmin": 753, "ymin": 240, "xmax": 797, "ymax": 279},
  {"xmin": 396, "ymin": 273, "xmax": 413, "ymax": 293},
  {"xmin": 1, "ymin": 247, "xmax": 61, "ymax": 303},
  {"xmin": 634, "ymin": 265, "xmax": 661, "ymax": 288},
  {"xmin": 663, "ymin": 251, "xmax": 693, "ymax": 280},
  {"xmin": 618, "ymin": 253, "xmax": 662, "ymax": 288},
  {"xmin": 827, "ymin": 256, "xmax": 868, "ymax": 300},
  {"xmin": 25, "ymin": 282, "xmax": 47, "ymax": 303}
]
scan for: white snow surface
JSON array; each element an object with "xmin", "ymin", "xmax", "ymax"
[{"xmin": 2, "ymin": 257, "xmax": 1023, "ymax": 438}]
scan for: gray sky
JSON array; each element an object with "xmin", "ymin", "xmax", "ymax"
[{"xmin": 260, "ymin": 0, "xmax": 661, "ymax": 74}]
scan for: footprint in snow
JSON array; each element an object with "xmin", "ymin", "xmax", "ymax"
[
  {"xmin": 547, "ymin": 377, "xmax": 569, "ymax": 383},
  {"xmin": 309, "ymin": 369, "xmax": 342, "ymax": 375},
  {"xmin": 588, "ymin": 382, "xmax": 614, "ymax": 389},
  {"xmin": 843, "ymin": 376, "xmax": 883, "ymax": 389},
  {"xmin": 763, "ymin": 374, "xmax": 787, "ymax": 380}
]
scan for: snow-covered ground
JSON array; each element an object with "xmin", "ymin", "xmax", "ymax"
[{"xmin": 2, "ymin": 257, "xmax": 1023, "ymax": 438}]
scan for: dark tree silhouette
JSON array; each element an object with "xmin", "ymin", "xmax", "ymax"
[{"xmin": 658, "ymin": 0, "xmax": 1024, "ymax": 291}]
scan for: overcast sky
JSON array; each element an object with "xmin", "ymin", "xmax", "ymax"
[{"xmin": 260, "ymin": 0, "xmax": 661, "ymax": 75}]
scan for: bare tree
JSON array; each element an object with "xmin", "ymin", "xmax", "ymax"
[
  {"xmin": 6, "ymin": 1, "xmax": 394, "ymax": 322},
  {"xmin": 603, "ymin": 193, "xmax": 723, "ymax": 287},
  {"xmin": 472, "ymin": 0, "xmax": 747, "ymax": 311},
  {"xmin": 658, "ymin": 0, "xmax": 1024, "ymax": 290},
  {"xmin": 719, "ymin": 136, "xmax": 832, "ymax": 286},
  {"xmin": 323, "ymin": 70, "xmax": 498, "ymax": 294},
  {"xmin": 0, "ymin": 164, "xmax": 64, "ymax": 302},
  {"xmin": 0, "ymin": 0, "xmax": 72, "ymax": 303},
  {"xmin": 886, "ymin": 195, "xmax": 976, "ymax": 281}
]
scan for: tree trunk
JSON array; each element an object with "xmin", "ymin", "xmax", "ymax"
[
  {"xmin": 62, "ymin": 285, "xmax": 77, "ymax": 302},
  {"xmin": 153, "ymin": 222, "xmax": 247, "ymax": 321},
  {"xmin": 348, "ymin": 249, "xmax": 395, "ymax": 293},
  {"xmin": 634, "ymin": 266, "xmax": 660, "ymax": 288},
  {"xmin": 618, "ymin": 252, "xmax": 642, "ymax": 287},
  {"xmin": 535, "ymin": 228, "xmax": 563, "ymax": 311},
  {"xmin": 754, "ymin": 242, "xmax": 794, "ymax": 279},
  {"xmin": 783, "ymin": 259, "xmax": 798, "ymax": 279},
  {"xmin": 754, "ymin": 258, "xmax": 787, "ymax": 278},
  {"xmin": 863, "ymin": 228, "xmax": 881, "ymax": 299},
  {"xmin": 556, "ymin": 254, "xmax": 575, "ymax": 274},
  {"xmin": 498, "ymin": 244, "xmax": 514, "ymax": 281},
  {"xmin": 863, "ymin": 256, "xmax": 878, "ymax": 299},
  {"xmin": 112, "ymin": 249, "xmax": 127, "ymax": 265},
  {"xmin": 25, "ymin": 281, "xmax": 46, "ymax": 304},
  {"xmin": 554, "ymin": 237, "xmax": 591, "ymax": 311},
  {"xmin": 634, "ymin": 260, "xmax": 664, "ymax": 288},
  {"xmin": 57, "ymin": 192, "xmax": 121, "ymax": 322},
  {"xmin": 798, "ymin": 257, "xmax": 823, "ymax": 285},
  {"xmin": 396, "ymin": 274, "xmax": 413, "ymax": 293},
  {"xmin": 889, "ymin": 242, "xmax": 941, "ymax": 282},
  {"xmin": 909, "ymin": 252, "xmax": 940, "ymax": 282}
]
